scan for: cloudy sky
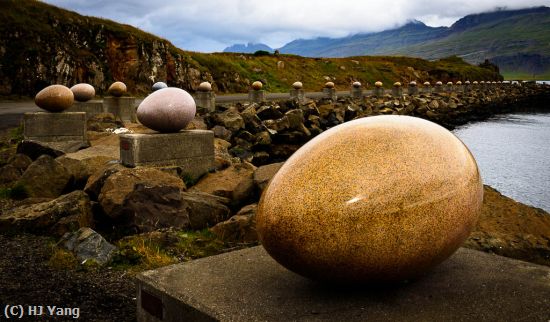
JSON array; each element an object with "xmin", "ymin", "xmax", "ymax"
[{"xmin": 43, "ymin": 0, "xmax": 548, "ymax": 52}]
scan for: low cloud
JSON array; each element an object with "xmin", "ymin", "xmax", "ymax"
[{"xmin": 44, "ymin": 0, "xmax": 549, "ymax": 52}]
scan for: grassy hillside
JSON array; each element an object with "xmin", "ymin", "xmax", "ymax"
[{"xmin": 0, "ymin": 0, "xmax": 502, "ymax": 97}]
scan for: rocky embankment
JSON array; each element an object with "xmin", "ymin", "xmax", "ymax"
[{"xmin": 0, "ymin": 83, "xmax": 549, "ymax": 269}]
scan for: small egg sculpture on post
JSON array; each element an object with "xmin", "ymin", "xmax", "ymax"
[
  {"xmin": 352, "ymin": 81, "xmax": 362, "ymax": 88},
  {"xmin": 324, "ymin": 81, "xmax": 335, "ymax": 89},
  {"xmin": 70, "ymin": 83, "xmax": 95, "ymax": 102},
  {"xmin": 152, "ymin": 82, "xmax": 168, "ymax": 92},
  {"xmin": 136, "ymin": 87, "xmax": 196, "ymax": 133},
  {"xmin": 108, "ymin": 81, "xmax": 127, "ymax": 97},
  {"xmin": 252, "ymin": 81, "xmax": 263, "ymax": 91},
  {"xmin": 198, "ymin": 81, "xmax": 212, "ymax": 92},
  {"xmin": 292, "ymin": 81, "xmax": 303, "ymax": 90},
  {"xmin": 35, "ymin": 84, "xmax": 74, "ymax": 112},
  {"xmin": 257, "ymin": 115, "xmax": 483, "ymax": 284}
]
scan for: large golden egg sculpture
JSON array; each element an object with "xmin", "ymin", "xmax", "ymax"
[{"xmin": 257, "ymin": 115, "xmax": 483, "ymax": 284}]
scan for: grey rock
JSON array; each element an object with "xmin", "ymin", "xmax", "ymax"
[
  {"xmin": 7, "ymin": 154, "xmax": 32, "ymax": 172},
  {"xmin": 59, "ymin": 227, "xmax": 116, "ymax": 266},
  {"xmin": 181, "ymin": 191, "xmax": 231, "ymax": 230},
  {"xmin": 0, "ymin": 164, "xmax": 21, "ymax": 184},
  {"xmin": 212, "ymin": 125, "xmax": 233, "ymax": 141},
  {"xmin": 214, "ymin": 107, "xmax": 245, "ymax": 132},
  {"xmin": 253, "ymin": 162, "xmax": 284, "ymax": 192},
  {"xmin": 17, "ymin": 140, "xmax": 89, "ymax": 160}
]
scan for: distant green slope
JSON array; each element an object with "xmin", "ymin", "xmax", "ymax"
[{"xmin": 385, "ymin": 10, "xmax": 550, "ymax": 79}]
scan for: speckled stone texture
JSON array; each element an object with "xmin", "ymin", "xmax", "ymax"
[
  {"xmin": 108, "ymin": 81, "xmax": 127, "ymax": 97},
  {"xmin": 152, "ymin": 82, "xmax": 168, "ymax": 92},
  {"xmin": 198, "ymin": 82, "xmax": 212, "ymax": 92},
  {"xmin": 257, "ymin": 115, "xmax": 483, "ymax": 284},
  {"xmin": 34, "ymin": 85, "xmax": 74, "ymax": 112},
  {"xmin": 137, "ymin": 87, "xmax": 196, "ymax": 133},
  {"xmin": 252, "ymin": 81, "xmax": 263, "ymax": 90},
  {"xmin": 70, "ymin": 83, "xmax": 95, "ymax": 102}
]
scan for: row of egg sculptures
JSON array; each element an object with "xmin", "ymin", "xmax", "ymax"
[
  {"xmin": 35, "ymin": 83, "xmax": 96, "ymax": 112},
  {"xmin": 257, "ymin": 115, "xmax": 483, "ymax": 284},
  {"xmin": 137, "ymin": 84, "xmax": 197, "ymax": 132}
]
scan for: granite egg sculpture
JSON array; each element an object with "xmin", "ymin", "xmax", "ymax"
[
  {"xmin": 136, "ymin": 87, "xmax": 196, "ymax": 133},
  {"xmin": 292, "ymin": 81, "xmax": 303, "ymax": 90},
  {"xmin": 374, "ymin": 81, "xmax": 383, "ymax": 87},
  {"xmin": 252, "ymin": 81, "xmax": 263, "ymax": 90},
  {"xmin": 152, "ymin": 82, "xmax": 168, "ymax": 92},
  {"xmin": 393, "ymin": 82, "xmax": 402, "ymax": 87},
  {"xmin": 108, "ymin": 81, "xmax": 127, "ymax": 97},
  {"xmin": 257, "ymin": 115, "xmax": 483, "ymax": 284},
  {"xmin": 198, "ymin": 82, "xmax": 212, "ymax": 92},
  {"xmin": 409, "ymin": 81, "xmax": 417, "ymax": 87},
  {"xmin": 324, "ymin": 81, "xmax": 335, "ymax": 88},
  {"xmin": 70, "ymin": 83, "xmax": 95, "ymax": 102},
  {"xmin": 352, "ymin": 81, "xmax": 362, "ymax": 88},
  {"xmin": 35, "ymin": 85, "xmax": 74, "ymax": 112},
  {"xmin": 436, "ymin": 81, "xmax": 443, "ymax": 86}
]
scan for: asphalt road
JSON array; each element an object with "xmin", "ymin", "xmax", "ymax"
[{"xmin": 0, "ymin": 90, "xmax": 375, "ymax": 130}]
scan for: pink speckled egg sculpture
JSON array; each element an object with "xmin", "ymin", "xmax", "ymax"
[
  {"xmin": 35, "ymin": 85, "xmax": 74, "ymax": 112},
  {"xmin": 137, "ymin": 87, "xmax": 196, "ymax": 133},
  {"xmin": 257, "ymin": 115, "xmax": 483, "ymax": 284}
]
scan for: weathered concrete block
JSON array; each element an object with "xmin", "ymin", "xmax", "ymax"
[
  {"xmin": 289, "ymin": 89, "xmax": 305, "ymax": 102},
  {"xmin": 422, "ymin": 85, "xmax": 432, "ymax": 94},
  {"xmin": 350, "ymin": 87, "xmax": 363, "ymax": 99},
  {"xmin": 119, "ymin": 130, "xmax": 214, "ymax": 179},
  {"xmin": 391, "ymin": 87, "xmax": 403, "ymax": 97},
  {"xmin": 248, "ymin": 90, "xmax": 266, "ymax": 103},
  {"xmin": 136, "ymin": 246, "xmax": 550, "ymax": 322},
  {"xmin": 69, "ymin": 100, "xmax": 104, "ymax": 117},
  {"xmin": 194, "ymin": 91, "xmax": 216, "ymax": 112},
  {"xmin": 103, "ymin": 96, "xmax": 136, "ymax": 123},
  {"xmin": 23, "ymin": 112, "xmax": 87, "ymax": 142},
  {"xmin": 373, "ymin": 87, "xmax": 385, "ymax": 97},
  {"xmin": 408, "ymin": 86, "xmax": 419, "ymax": 96},
  {"xmin": 322, "ymin": 88, "xmax": 337, "ymax": 100}
]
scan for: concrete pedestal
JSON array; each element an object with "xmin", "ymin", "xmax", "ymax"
[
  {"xmin": 119, "ymin": 130, "xmax": 214, "ymax": 179},
  {"xmin": 23, "ymin": 112, "xmax": 87, "ymax": 142},
  {"xmin": 248, "ymin": 90, "xmax": 266, "ymax": 103},
  {"xmin": 350, "ymin": 87, "xmax": 363, "ymax": 99},
  {"xmin": 289, "ymin": 89, "xmax": 305, "ymax": 102},
  {"xmin": 373, "ymin": 87, "xmax": 385, "ymax": 97},
  {"xmin": 455, "ymin": 85, "xmax": 464, "ymax": 93},
  {"xmin": 322, "ymin": 88, "xmax": 337, "ymax": 100},
  {"xmin": 69, "ymin": 100, "xmax": 104, "ymax": 117},
  {"xmin": 433, "ymin": 85, "xmax": 443, "ymax": 93},
  {"xmin": 103, "ymin": 96, "xmax": 136, "ymax": 123},
  {"xmin": 391, "ymin": 87, "xmax": 403, "ymax": 97},
  {"xmin": 422, "ymin": 86, "xmax": 432, "ymax": 94},
  {"xmin": 408, "ymin": 86, "xmax": 419, "ymax": 96},
  {"xmin": 194, "ymin": 91, "xmax": 216, "ymax": 112},
  {"xmin": 136, "ymin": 246, "xmax": 550, "ymax": 322},
  {"xmin": 445, "ymin": 85, "xmax": 455, "ymax": 93}
]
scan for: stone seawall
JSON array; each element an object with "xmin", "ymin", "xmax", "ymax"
[{"xmin": 204, "ymin": 83, "xmax": 550, "ymax": 166}]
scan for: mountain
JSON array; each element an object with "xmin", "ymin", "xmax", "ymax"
[
  {"xmin": 223, "ymin": 43, "xmax": 273, "ymax": 53},
  {"xmin": 277, "ymin": 7, "xmax": 550, "ymax": 79},
  {"xmin": 0, "ymin": 0, "xmax": 501, "ymax": 98}
]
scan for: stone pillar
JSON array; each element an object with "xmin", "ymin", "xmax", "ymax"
[
  {"xmin": 445, "ymin": 82, "xmax": 454, "ymax": 93},
  {"xmin": 373, "ymin": 81, "xmax": 384, "ymax": 98},
  {"xmin": 434, "ymin": 81, "xmax": 443, "ymax": 93},
  {"xmin": 464, "ymin": 81, "xmax": 471, "ymax": 93},
  {"xmin": 422, "ymin": 82, "xmax": 432, "ymax": 94},
  {"xmin": 195, "ymin": 91, "xmax": 216, "ymax": 112},
  {"xmin": 290, "ymin": 89, "xmax": 305, "ymax": 102},
  {"xmin": 103, "ymin": 96, "xmax": 137, "ymax": 123},
  {"xmin": 350, "ymin": 81, "xmax": 363, "ymax": 99},
  {"xmin": 455, "ymin": 81, "xmax": 464, "ymax": 93},
  {"xmin": 408, "ymin": 81, "xmax": 418, "ymax": 96},
  {"xmin": 119, "ymin": 130, "xmax": 214, "ymax": 180},
  {"xmin": 322, "ymin": 81, "xmax": 337, "ymax": 100},
  {"xmin": 248, "ymin": 90, "xmax": 266, "ymax": 103},
  {"xmin": 69, "ymin": 100, "xmax": 104, "ymax": 117},
  {"xmin": 391, "ymin": 82, "xmax": 402, "ymax": 97},
  {"xmin": 23, "ymin": 112, "xmax": 87, "ymax": 142}
]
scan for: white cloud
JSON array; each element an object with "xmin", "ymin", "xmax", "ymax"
[{"xmin": 43, "ymin": 0, "xmax": 550, "ymax": 52}]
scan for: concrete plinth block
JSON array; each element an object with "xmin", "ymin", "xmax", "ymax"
[
  {"xmin": 23, "ymin": 112, "xmax": 87, "ymax": 142},
  {"xmin": 194, "ymin": 91, "xmax": 216, "ymax": 113},
  {"xmin": 445, "ymin": 85, "xmax": 455, "ymax": 93},
  {"xmin": 248, "ymin": 90, "xmax": 266, "ymax": 103},
  {"xmin": 136, "ymin": 246, "xmax": 550, "ymax": 322},
  {"xmin": 408, "ymin": 87, "xmax": 419, "ymax": 96},
  {"xmin": 289, "ymin": 89, "xmax": 306, "ymax": 102},
  {"xmin": 422, "ymin": 86, "xmax": 432, "ymax": 94},
  {"xmin": 391, "ymin": 88, "xmax": 403, "ymax": 97},
  {"xmin": 119, "ymin": 130, "xmax": 214, "ymax": 179},
  {"xmin": 322, "ymin": 88, "xmax": 337, "ymax": 100},
  {"xmin": 69, "ymin": 100, "xmax": 105, "ymax": 117},
  {"xmin": 433, "ymin": 85, "xmax": 443, "ymax": 93},
  {"xmin": 373, "ymin": 87, "xmax": 385, "ymax": 98},
  {"xmin": 103, "ymin": 96, "xmax": 136, "ymax": 123},
  {"xmin": 350, "ymin": 87, "xmax": 363, "ymax": 99}
]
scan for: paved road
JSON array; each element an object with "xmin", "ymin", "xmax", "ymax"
[{"xmin": 0, "ymin": 90, "xmax": 376, "ymax": 130}]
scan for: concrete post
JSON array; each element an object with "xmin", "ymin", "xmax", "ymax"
[
  {"xmin": 374, "ymin": 81, "xmax": 384, "ymax": 98},
  {"xmin": 23, "ymin": 112, "xmax": 87, "ymax": 142},
  {"xmin": 391, "ymin": 82, "xmax": 403, "ymax": 97},
  {"xmin": 408, "ymin": 81, "xmax": 418, "ymax": 96},
  {"xmin": 434, "ymin": 81, "xmax": 443, "ymax": 93},
  {"xmin": 103, "ymin": 96, "xmax": 137, "ymax": 123},
  {"xmin": 194, "ymin": 91, "xmax": 216, "ymax": 112},
  {"xmin": 290, "ymin": 89, "xmax": 306, "ymax": 102},
  {"xmin": 422, "ymin": 82, "xmax": 432, "ymax": 94}
]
